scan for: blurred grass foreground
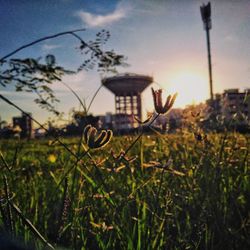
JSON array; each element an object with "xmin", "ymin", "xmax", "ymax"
[{"xmin": 0, "ymin": 131, "xmax": 249, "ymax": 249}]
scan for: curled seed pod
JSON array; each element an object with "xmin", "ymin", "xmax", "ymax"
[
  {"xmin": 94, "ymin": 130, "xmax": 108, "ymax": 146},
  {"xmin": 83, "ymin": 124, "xmax": 113, "ymax": 149},
  {"xmin": 83, "ymin": 124, "xmax": 92, "ymax": 144},
  {"xmin": 98, "ymin": 130, "xmax": 112, "ymax": 148},
  {"xmin": 88, "ymin": 127, "xmax": 97, "ymax": 148}
]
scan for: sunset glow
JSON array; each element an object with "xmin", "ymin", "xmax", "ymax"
[
  {"xmin": 165, "ymin": 71, "xmax": 209, "ymax": 108},
  {"xmin": 0, "ymin": 0, "xmax": 249, "ymax": 123}
]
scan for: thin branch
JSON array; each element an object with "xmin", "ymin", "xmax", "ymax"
[
  {"xmin": 87, "ymin": 84, "xmax": 103, "ymax": 113},
  {"xmin": 71, "ymin": 33, "xmax": 107, "ymax": 60},
  {"xmin": 60, "ymin": 81, "xmax": 86, "ymax": 112},
  {"xmin": 0, "ymin": 29, "xmax": 86, "ymax": 62},
  {"xmin": 124, "ymin": 113, "xmax": 160, "ymax": 156}
]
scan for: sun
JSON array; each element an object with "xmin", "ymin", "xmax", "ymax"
[{"xmin": 165, "ymin": 71, "xmax": 209, "ymax": 108}]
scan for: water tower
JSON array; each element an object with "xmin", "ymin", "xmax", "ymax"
[{"xmin": 102, "ymin": 73, "xmax": 153, "ymax": 129}]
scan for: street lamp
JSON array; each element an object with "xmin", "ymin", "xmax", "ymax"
[{"xmin": 200, "ymin": 2, "xmax": 213, "ymax": 102}]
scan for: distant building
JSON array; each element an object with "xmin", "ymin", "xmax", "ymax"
[
  {"xmin": 203, "ymin": 88, "xmax": 250, "ymax": 131},
  {"xmin": 220, "ymin": 89, "xmax": 250, "ymax": 121},
  {"xmin": 34, "ymin": 128, "xmax": 46, "ymax": 138},
  {"xmin": 13, "ymin": 112, "xmax": 33, "ymax": 138},
  {"xmin": 98, "ymin": 112, "xmax": 113, "ymax": 130},
  {"xmin": 99, "ymin": 112, "xmax": 134, "ymax": 132},
  {"xmin": 149, "ymin": 108, "xmax": 183, "ymax": 132},
  {"xmin": 113, "ymin": 113, "xmax": 134, "ymax": 130},
  {"xmin": 212, "ymin": 93, "xmax": 222, "ymax": 112}
]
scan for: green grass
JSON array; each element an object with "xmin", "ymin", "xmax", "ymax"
[{"xmin": 0, "ymin": 132, "xmax": 249, "ymax": 249}]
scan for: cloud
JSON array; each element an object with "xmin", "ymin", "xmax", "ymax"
[
  {"xmin": 41, "ymin": 44, "xmax": 62, "ymax": 51},
  {"xmin": 75, "ymin": 3, "xmax": 128, "ymax": 27}
]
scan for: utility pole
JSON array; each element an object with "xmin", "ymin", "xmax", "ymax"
[{"xmin": 200, "ymin": 2, "xmax": 213, "ymax": 102}]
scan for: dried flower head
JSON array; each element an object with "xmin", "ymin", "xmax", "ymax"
[
  {"xmin": 84, "ymin": 124, "xmax": 112, "ymax": 149},
  {"xmin": 191, "ymin": 110, "xmax": 201, "ymax": 117},
  {"xmin": 110, "ymin": 150, "xmax": 137, "ymax": 163},
  {"xmin": 151, "ymin": 88, "xmax": 177, "ymax": 114}
]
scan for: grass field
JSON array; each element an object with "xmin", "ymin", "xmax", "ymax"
[{"xmin": 0, "ymin": 131, "xmax": 249, "ymax": 249}]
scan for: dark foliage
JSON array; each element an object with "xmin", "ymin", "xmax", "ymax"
[{"xmin": 0, "ymin": 29, "xmax": 127, "ymax": 115}]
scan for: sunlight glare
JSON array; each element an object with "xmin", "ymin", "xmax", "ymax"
[{"xmin": 166, "ymin": 72, "xmax": 209, "ymax": 108}]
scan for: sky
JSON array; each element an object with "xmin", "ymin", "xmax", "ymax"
[{"xmin": 0, "ymin": 0, "xmax": 249, "ymax": 125}]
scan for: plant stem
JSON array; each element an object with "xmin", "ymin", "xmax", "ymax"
[
  {"xmin": 3, "ymin": 175, "xmax": 14, "ymax": 236},
  {"xmin": 124, "ymin": 113, "xmax": 160, "ymax": 156},
  {"xmin": 87, "ymin": 84, "xmax": 103, "ymax": 113},
  {"xmin": 8, "ymin": 201, "xmax": 55, "ymax": 249},
  {"xmin": 0, "ymin": 29, "xmax": 85, "ymax": 61}
]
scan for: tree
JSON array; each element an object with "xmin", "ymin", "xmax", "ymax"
[{"xmin": 0, "ymin": 29, "xmax": 127, "ymax": 115}]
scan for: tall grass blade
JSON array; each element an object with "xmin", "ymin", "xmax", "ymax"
[
  {"xmin": 8, "ymin": 201, "xmax": 55, "ymax": 249},
  {"xmin": 0, "ymin": 151, "xmax": 12, "ymax": 172},
  {"xmin": 3, "ymin": 175, "xmax": 14, "ymax": 236}
]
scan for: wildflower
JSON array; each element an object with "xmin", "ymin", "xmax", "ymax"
[
  {"xmin": 84, "ymin": 124, "xmax": 112, "ymax": 149},
  {"xmin": 48, "ymin": 154, "xmax": 57, "ymax": 163},
  {"xmin": 151, "ymin": 88, "xmax": 177, "ymax": 114}
]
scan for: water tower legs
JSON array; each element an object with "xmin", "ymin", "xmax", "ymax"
[{"xmin": 115, "ymin": 94, "xmax": 142, "ymax": 128}]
